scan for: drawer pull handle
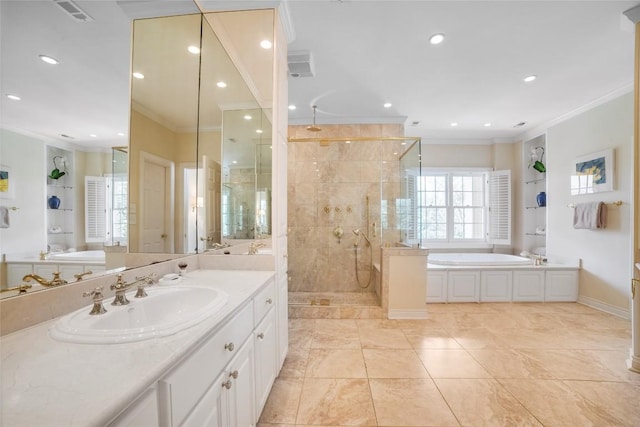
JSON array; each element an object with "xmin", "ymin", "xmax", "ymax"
[
  {"xmin": 266, "ymin": 298, "xmax": 273, "ymax": 304},
  {"xmin": 224, "ymin": 342, "xmax": 235, "ymax": 352},
  {"xmin": 229, "ymin": 370, "xmax": 238, "ymax": 379},
  {"xmin": 257, "ymin": 333, "xmax": 264, "ymax": 340},
  {"xmin": 222, "ymin": 380, "xmax": 232, "ymax": 389}
]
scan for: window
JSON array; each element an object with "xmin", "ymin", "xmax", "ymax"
[
  {"xmin": 85, "ymin": 175, "xmax": 128, "ymax": 244},
  {"xmin": 414, "ymin": 170, "xmax": 510, "ymax": 245}
]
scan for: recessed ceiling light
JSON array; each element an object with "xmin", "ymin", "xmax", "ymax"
[
  {"xmin": 429, "ymin": 33, "xmax": 445, "ymax": 45},
  {"xmin": 6, "ymin": 94, "xmax": 20, "ymax": 101},
  {"xmin": 89, "ymin": 134, "xmax": 97, "ymax": 138},
  {"xmin": 401, "ymin": 142, "xmax": 407, "ymax": 145},
  {"xmin": 345, "ymin": 140, "xmax": 351, "ymax": 144},
  {"xmin": 133, "ymin": 72, "xmax": 144, "ymax": 79},
  {"xmin": 244, "ymin": 115, "xmax": 252, "ymax": 120},
  {"xmin": 117, "ymin": 132, "xmax": 125, "ymax": 137},
  {"xmin": 232, "ymin": 160, "xmax": 237, "ymax": 164},
  {"xmin": 187, "ymin": 45, "xmax": 200, "ymax": 54},
  {"xmin": 216, "ymin": 81, "xmax": 227, "ymax": 88},
  {"xmin": 39, "ymin": 54, "xmax": 59, "ymax": 65},
  {"xmin": 450, "ymin": 122, "xmax": 459, "ymax": 127},
  {"xmin": 484, "ymin": 123, "xmax": 492, "ymax": 127},
  {"xmin": 288, "ymin": 104, "xmax": 297, "ymax": 110},
  {"xmin": 393, "ymin": 152, "xmax": 398, "ymax": 156},
  {"xmin": 256, "ymin": 129, "xmax": 263, "ymax": 134},
  {"xmin": 260, "ymin": 40, "xmax": 272, "ymax": 49},
  {"xmin": 523, "ymin": 75, "xmax": 537, "ymax": 83},
  {"xmin": 383, "ymin": 102, "xmax": 392, "ymax": 108}
]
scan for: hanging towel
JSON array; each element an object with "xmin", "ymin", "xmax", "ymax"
[
  {"xmin": 0, "ymin": 207, "xmax": 9, "ymax": 228},
  {"xmin": 573, "ymin": 201, "xmax": 607, "ymax": 230}
]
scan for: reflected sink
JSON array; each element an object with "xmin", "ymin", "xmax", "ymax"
[{"xmin": 50, "ymin": 286, "xmax": 229, "ymax": 344}]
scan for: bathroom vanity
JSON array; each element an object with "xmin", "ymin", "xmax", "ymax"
[{"xmin": 0, "ymin": 268, "xmax": 281, "ymax": 426}]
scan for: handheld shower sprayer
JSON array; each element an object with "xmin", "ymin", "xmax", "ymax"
[{"xmin": 352, "ymin": 229, "xmax": 370, "ymax": 246}]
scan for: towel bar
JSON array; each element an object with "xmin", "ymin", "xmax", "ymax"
[{"xmin": 567, "ymin": 201, "xmax": 622, "ymax": 208}]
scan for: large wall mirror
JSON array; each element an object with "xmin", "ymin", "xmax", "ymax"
[
  {"xmin": 129, "ymin": 9, "xmax": 274, "ymax": 253},
  {"xmin": 0, "ymin": 1, "xmax": 275, "ymax": 298}
]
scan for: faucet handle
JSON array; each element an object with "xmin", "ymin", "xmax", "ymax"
[
  {"xmin": 74, "ymin": 271, "xmax": 93, "ymax": 281},
  {"xmin": 110, "ymin": 274, "xmax": 125, "ymax": 291},
  {"xmin": 83, "ymin": 287, "xmax": 107, "ymax": 315}
]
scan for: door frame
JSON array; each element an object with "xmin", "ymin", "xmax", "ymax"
[{"xmin": 139, "ymin": 151, "xmax": 175, "ymax": 253}]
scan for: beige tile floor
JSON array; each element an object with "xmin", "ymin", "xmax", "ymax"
[{"xmin": 259, "ymin": 302, "xmax": 640, "ymax": 426}]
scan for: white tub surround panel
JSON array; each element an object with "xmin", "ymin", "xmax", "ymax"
[
  {"xmin": 427, "ymin": 261, "xmax": 579, "ymax": 303},
  {"xmin": 1, "ymin": 269, "xmax": 276, "ymax": 426}
]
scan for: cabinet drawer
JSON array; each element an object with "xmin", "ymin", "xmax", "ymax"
[
  {"xmin": 159, "ymin": 302, "xmax": 253, "ymax": 426},
  {"xmin": 253, "ymin": 279, "xmax": 276, "ymax": 325}
]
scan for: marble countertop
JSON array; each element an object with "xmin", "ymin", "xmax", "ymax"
[{"xmin": 1, "ymin": 269, "xmax": 275, "ymax": 427}]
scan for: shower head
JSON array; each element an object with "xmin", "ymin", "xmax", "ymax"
[
  {"xmin": 306, "ymin": 105, "xmax": 322, "ymax": 132},
  {"xmin": 353, "ymin": 229, "xmax": 361, "ymax": 236}
]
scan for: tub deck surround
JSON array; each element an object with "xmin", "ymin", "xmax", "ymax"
[
  {"xmin": 0, "ymin": 269, "xmax": 276, "ymax": 426},
  {"xmin": 427, "ymin": 256, "xmax": 580, "ymax": 304}
]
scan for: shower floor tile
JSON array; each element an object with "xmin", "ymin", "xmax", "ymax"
[{"xmin": 289, "ymin": 292, "xmax": 382, "ymax": 319}]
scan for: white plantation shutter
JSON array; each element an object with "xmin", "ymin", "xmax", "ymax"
[
  {"xmin": 85, "ymin": 176, "xmax": 107, "ymax": 242},
  {"xmin": 405, "ymin": 174, "xmax": 417, "ymax": 241},
  {"xmin": 487, "ymin": 170, "xmax": 511, "ymax": 244}
]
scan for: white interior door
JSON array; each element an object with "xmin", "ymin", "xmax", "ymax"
[{"xmin": 140, "ymin": 152, "xmax": 174, "ymax": 253}]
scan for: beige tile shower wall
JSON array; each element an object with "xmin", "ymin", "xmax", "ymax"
[{"xmin": 287, "ymin": 124, "xmax": 407, "ymax": 293}]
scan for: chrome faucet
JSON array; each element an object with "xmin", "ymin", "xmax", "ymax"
[{"xmin": 22, "ymin": 272, "xmax": 68, "ymax": 287}]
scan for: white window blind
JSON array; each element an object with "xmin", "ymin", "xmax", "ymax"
[
  {"xmin": 85, "ymin": 176, "xmax": 106, "ymax": 242},
  {"xmin": 487, "ymin": 169, "xmax": 511, "ymax": 245}
]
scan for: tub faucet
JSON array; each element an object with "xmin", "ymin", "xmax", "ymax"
[
  {"xmin": 22, "ymin": 272, "xmax": 68, "ymax": 287},
  {"xmin": 248, "ymin": 241, "xmax": 267, "ymax": 255}
]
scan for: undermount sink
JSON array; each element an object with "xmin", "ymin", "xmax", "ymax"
[{"xmin": 50, "ymin": 286, "xmax": 229, "ymax": 344}]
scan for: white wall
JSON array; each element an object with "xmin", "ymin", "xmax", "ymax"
[
  {"xmin": 546, "ymin": 92, "xmax": 633, "ymax": 313},
  {"xmin": 0, "ymin": 129, "xmax": 47, "ymax": 257}
]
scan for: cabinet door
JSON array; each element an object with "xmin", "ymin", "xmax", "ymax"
[
  {"xmin": 447, "ymin": 271, "xmax": 480, "ymax": 302},
  {"xmin": 513, "ymin": 270, "xmax": 545, "ymax": 301},
  {"xmin": 426, "ymin": 271, "xmax": 448, "ymax": 303},
  {"xmin": 545, "ymin": 270, "xmax": 578, "ymax": 301},
  {"xmin": 480, "ymin": 271, "xmax": 512, "ymax": 302},
  {"xmin": 227, "ymin": 337, "xmax": 255, "ymax": 427},
  {"xmin": 254, "ymin": 309, "xmax": 277, "ymax": 417},
  {"xmin": 108, "ymin": 388, "xmax": 158, "ymax": 427},
  {"xmin": 181, "ymin": 370, "xmax": 227, "ymax": 427}
]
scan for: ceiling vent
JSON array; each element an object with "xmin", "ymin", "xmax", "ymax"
[
  {"xmin": 288, "ymin": 50, "xmax": 315, "ymax": 78},
  {"xmin": 52, "ymin": 0, "xmax": 94, "ymax": 22}
]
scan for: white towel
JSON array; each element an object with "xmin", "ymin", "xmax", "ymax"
[
  {"xmin": 573, "ymin": 202, "xmax": 607, "ymax": 230},
  {"xmin": 0, "ymin": 207, "xmax": 9, "ymax": 228}
]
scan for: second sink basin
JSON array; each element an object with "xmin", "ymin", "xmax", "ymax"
[{"xmin": 50, "ymin": 286, "xmax": 229, "ymax": 344}]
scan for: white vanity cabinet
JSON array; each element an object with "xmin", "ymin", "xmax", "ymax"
[
  {"xmin": 110, "ymin": 277, "xmax": 279, "ymax": 427},
  {"xmin": 157, "ymin": 301, "xmax": 254, "ymax": 427},
  {"xmin": 252, "ymin": 279, "xmax": 278, "ymax": 416}
]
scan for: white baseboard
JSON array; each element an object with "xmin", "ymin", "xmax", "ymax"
[
  {"xmin": 627, "ymin": 350, "xmax": 640, "ymax": 373},
  {"xmin": 387, "ymin": 309, "xmax": 428, "ymax": 320},
  {"xmin": 577, "ymin": 295, "xmax": 630, "ymax": 320}
]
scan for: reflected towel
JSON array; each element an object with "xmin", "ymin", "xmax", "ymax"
[
  {"xmin": 0, "ymin": 207, "xmax": 8, "ymax": 228},
  {"xmin": 573, "ymin": 201, "xmax": 607, "ymax": 230}
]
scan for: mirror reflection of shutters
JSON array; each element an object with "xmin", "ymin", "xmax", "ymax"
[{"xmin": 85, "ymin": 176, "xmax": 106, "ymax": 242}]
